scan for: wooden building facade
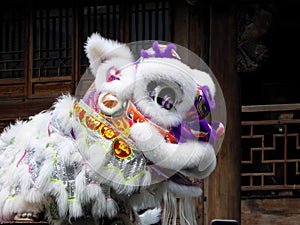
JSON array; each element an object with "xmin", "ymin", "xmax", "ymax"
[{"xmin": 0, "ymin": 0, "xmax": 299, "ymax": 224}]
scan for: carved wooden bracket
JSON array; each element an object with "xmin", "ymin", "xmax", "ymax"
[
  {"xmin": 237, "ymin": 4, "xmax": 274, "ymax": 72},
  {"xmin": 186, "ymin": 0, "xmax": 199, "ymax": 5}
]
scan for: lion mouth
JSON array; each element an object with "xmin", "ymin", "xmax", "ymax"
[{"xmin": 102, "ymin": 93, "xmax": 119, "ymax": 109}]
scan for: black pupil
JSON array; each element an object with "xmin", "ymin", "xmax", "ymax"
[{"xmin": 150, "ymin": 86, "xmax": 176, "ymax": 110}]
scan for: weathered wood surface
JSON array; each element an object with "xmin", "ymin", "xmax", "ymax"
[
  {"xmin": 0, "ymin": 222, "xmax": 48, "ymax": 224},
  {"xmin": 204, "ymin": 2, "xmax": 241, "ymax": 225},
  {"xmin": 0, "ymin": 98, "xmax": 55, "ymax": 121},
  {"xmin": 241, "ymin": 198, "xmax": 300, "ymax": 225}
]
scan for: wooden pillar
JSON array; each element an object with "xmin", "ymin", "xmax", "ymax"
[{"xmin": 204, "ymin": 2, "xmax": 241, "ymax": 225}]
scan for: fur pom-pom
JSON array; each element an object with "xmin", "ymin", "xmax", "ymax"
[
  {"xmin": 179, "ymin": 197, "xmax": 197, "ymax": 225},
  {"xmin": 51, "ymin": 94, "xmax": 75, "ymax": 134},
  {"xmin": 68, "ymin": 198, "xmax": 83, "ymax": 219},
  {"xmin": 139, "ymin": 207, "xmax": 162, "ymax": 225},
  {"xmin": 91, "ymin": 192, "xmax": 106, "ymax": 219},
  {"xmin": 25, "ymin": 188, "xmax": 45, "ymax": 203},
  {"xmin": 105, "ymin": 197, "xmax": 119, "ymax": 218}
]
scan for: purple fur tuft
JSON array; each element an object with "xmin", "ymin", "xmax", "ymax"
[{"xmin": 140, "ymin": 41, "xmax": 179, "ymax": 59}]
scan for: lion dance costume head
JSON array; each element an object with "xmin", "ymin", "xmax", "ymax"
[{"xmin": 0, "ymin": 33, "xmax": 225, "ymax": 225}]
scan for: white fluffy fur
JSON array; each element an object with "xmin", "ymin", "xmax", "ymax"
[
  {"xmin": 165, "ymin": 181, "xmax": 203, "ymax": 198},
  {"xmin": 0, "ymin": 33, "xmax": 220, "ymax": 225},
  {"xmin": 134, "ymin": 58, "xmax": 197, "ymax": 128},
  {"xmin": 50, "ymin": 94, "xmax": 75, "ymax": 134},
  {"xmin": 139, "ymin": 207, "xmax": 162, "ymax": 225},
  {"xmin": 25, "ymin": 188, "xmax": 45, "ymax": 204},
  {"xmin": 0, "ymin": 95, "xmax": 79, "ymax": 224},
  {"xmin": 178, "ymin": 159, "xmax": 216, "ymax": 180},
  {"xmin": 94, "ymin": 57, "xmax": 136, "ymax": 99},
  {"xmin": 105, "ymin": 198, "xmax": 119, "ymax": 218},
  {"xmin": 129, "ymin": 189, "xmax": 163, "ymax": 212},
  {"xmin": 179, "ymin": 197, "xmax": 197, "ymax": 225},
  {"xmin": 192, "ymin": 69, "xmax": 216, "ymax": 97},
  {"xmin": 84, "ymin": 33, "xmax": 133, "ymax": 76},
  {"xmin": 85, "ymin": 34, "xmax": 136, "ymax": 100},
  {"xmin": 130, "ymin": 122, "xmax": 216, "ymax": 172},
  {"xmin": 2, "ymin": 195, "xmax": 43, "ymax": 221}
]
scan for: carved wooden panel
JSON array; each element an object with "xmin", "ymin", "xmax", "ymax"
[
  {"xmin": 0, "ymin": 83, "xmax": 25, "ymax": 97},
  {"xmin": 237, "ymin": 3, "xmax": 274, "ymax": 72}
]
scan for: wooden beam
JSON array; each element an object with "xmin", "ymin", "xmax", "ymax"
[
  {"xmin": 170, "ymin": 0, "xmax": 189, "ymax": 48},
  {"xmin": 0, "ymin": 98, "xmax": 55, "ymax": 120},
  {"xmin": 205, "ymin": 2, "xmax": 241, "ymax": 224},
  {"xmin": 242, "ymin": 103, "xmax": 300, "ymax": 113}
]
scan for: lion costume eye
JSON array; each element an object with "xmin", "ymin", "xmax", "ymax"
[{"xmin": 148, "ymin": 81, "xmax": 181, "ymax": 111}]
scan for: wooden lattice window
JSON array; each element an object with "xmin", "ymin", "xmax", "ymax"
[
  {"xmin": 128, "ymin": 1, "xmax": 170, "ymax": 41},
  {"xmin": 0, "ymin": 0, "xmax": 171, "ymax": 116},
  {"xmin": 79, "ymin": 1, "xmax": 122, "ymax": 76},
  {"xmin": 79, "ymin": 0, "xmax": 170, "ymax": 75},
  {"xmin": 32, "ymin": 7, "xmax": 73, "ymax": 78},
  {"xmin": 0, "ymin": 4, "xmax": 26, "ymax": 97},
  {"xmin": 30, "ymin": 2, "xmax": 73, "ymax": 97},
  {"xmin": 241, "ymin": 104, "xmax": 300, "ymax": 198},
  {"xmin": 0, "ymin": 0, "xmax": 171, "ymax": 99}
]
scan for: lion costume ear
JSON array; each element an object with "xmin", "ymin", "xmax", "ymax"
[
  {"xmin": 192, "ymin": 69, "xmax": 216, "ymax": 97},
  {"xmin": 84, "ymin": 33, "xmax": 135, "ymax": 98},
  {"xmin": 84, "ymin": 33, "xmax": 133, "ymax": 76}
]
